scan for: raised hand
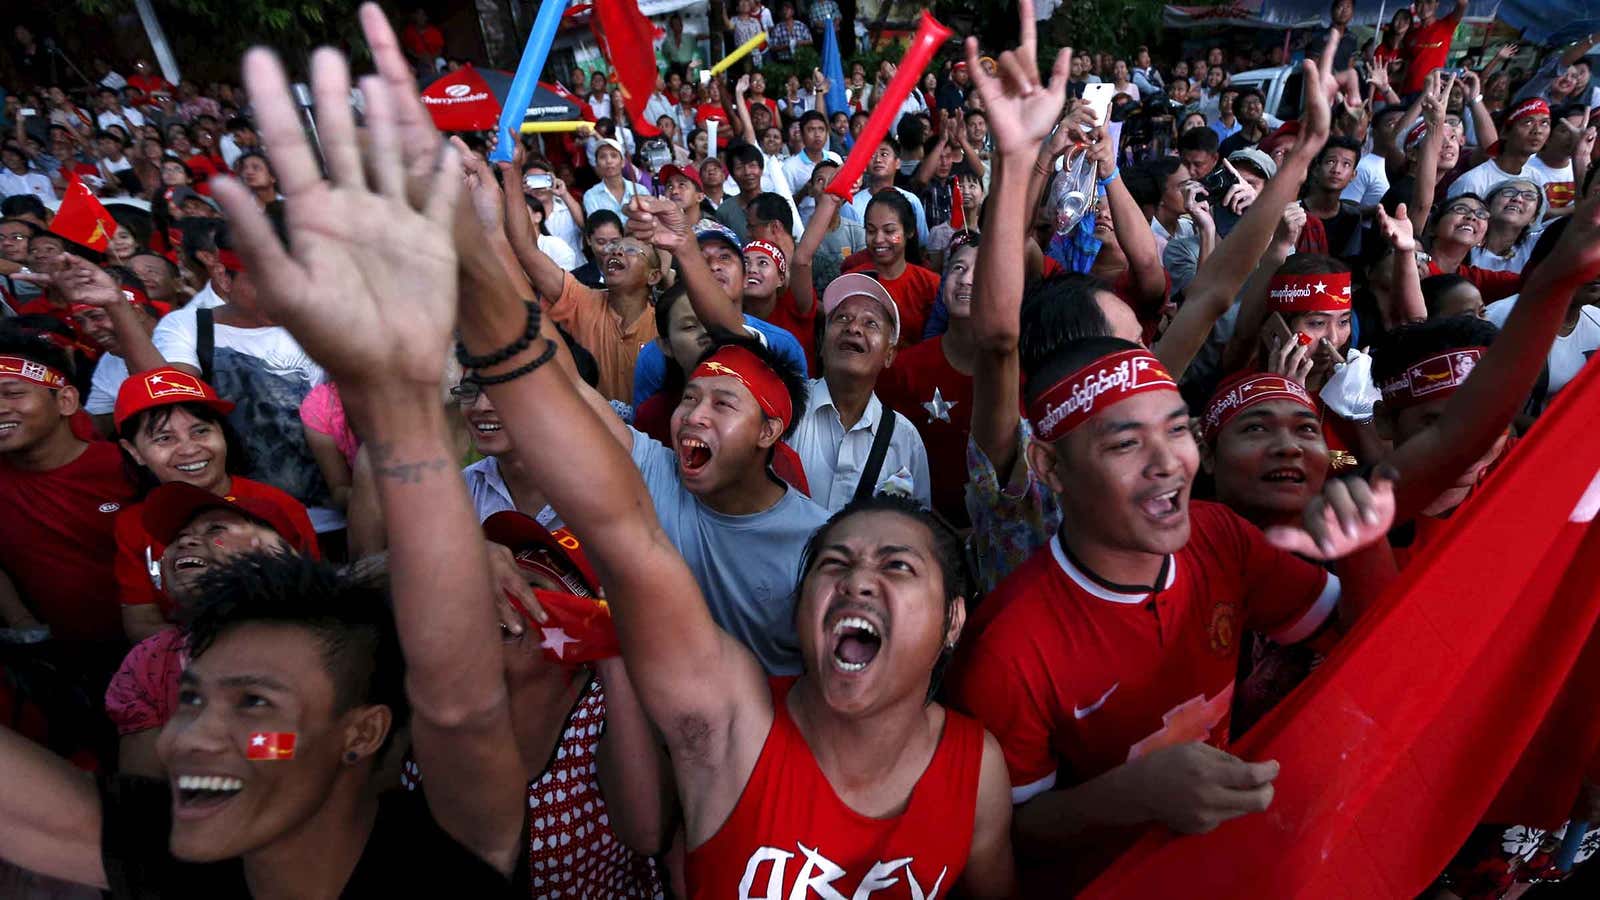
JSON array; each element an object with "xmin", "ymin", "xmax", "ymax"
[
  {"xmin": 624, "ymin": 195, "xmax": 691, "ymax": 254},
  {"xmin": 1123, "ymin": 742, "xmax": 1279, "ymax": 835},
  {"xmin": 452, "ymin": 137, "xmax": 506, "ymax": 234},
  {"xmin": 1265, "ymin": 332, "xmax": 1315, "ymax": 386},
  {"xmin": 1217, "ymin": 159, "xmax": 1256, "ymax": 215},
  {"xmin": 1375, "ymin": 202, "xmax": 1415, "ymax": 253},
  {"xmin": 208, "ymin": 3, "xmax": 461, "ymax": 403},
  {"xmin": 1267, "ymin": 467, "xmax": 1398, "ymax": 559},
  {"xmin": 40, "ymin": 254, "xmax": 121, "ymax": 306},
  {"xmin": 1494, "ymin": 43, "xmax": 1520, "ymax": 61},
  {"xmin": 963, "ymin": 0, "xmax": 1072, "ymax": 159},
  {"xmin": 1272, "ymin": 203, "xmax": 1307, "ymax": 252}
]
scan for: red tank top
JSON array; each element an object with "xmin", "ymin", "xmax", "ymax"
[{"xmin": 686, "ymin": 677, "xmax": 983, "ymax": 899}]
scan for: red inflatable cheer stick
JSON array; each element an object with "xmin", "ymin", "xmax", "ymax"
[{"xmin": 825, "ymin": 10, "xmax": 953, "ymax": 200}]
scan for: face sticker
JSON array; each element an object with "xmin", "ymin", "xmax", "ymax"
[{"xmin": 246, "ymin": 731, "xmax": 297, "ymax": 760}]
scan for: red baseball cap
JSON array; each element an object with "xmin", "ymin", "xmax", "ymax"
[
  {"xmin": 658, "ymin": 163, "xmax": 703, "ymax": 191},
  {"xmin": 141, "ymin": 481, "xmax": 318, "ymax": 555},
  {"xmin": 114, "ymin": 367, "xmax": 234, "ymax": 431},
  {"xmin": 483, "ymin": 511, "xmax": 601, "ymax": 598}
]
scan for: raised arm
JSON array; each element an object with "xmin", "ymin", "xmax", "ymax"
[
  {"xmin": 790, "ymin": 189, "xmax": 844, "ymax": 316},
  {"xmin": 963, "ymin": 10, "xmax": 1074, "ymax": 478},
  {"xmin": 1387, "ymin": 190, "xmax": 1600, "ymax": 520},
  {"xmin": 1376, "ymin": 203, "xmax": 1426, "ymax": 326},
  {"xmin": 0, "ymin": 726, "xmax": 107, "ymax": 890},
  {"xmin": 624, "ymin": 195, "xmax": 744, "ymax": 334},
  {"xmin": 910, "ymin": 116, "xmax": 950, "ymax": 187},
  {"xmin": 1093, "ymin": 126, "xmax": 1167, "ymax": 306},
  {"xmin": 1410, "ymin": 71, "xmax": 1451, "ymax": 238},
  {"xmin": 1456, "ymin": 71, "xmax": 1498, "ymax": 152},
  {"xmin": 208, "ymin": 8, "xmax": 525, "ymax": 873},
  {"xmin": 1157, "ymin": 59, "xmax": 1331, "ymax": 376},
  {"xmin": 732, "ymin": 75, "xmax": 759, "ymax": 145},
  {"xmin": 50, "ymin": 254, "xmax": 168, "ymax": 372},
  {"xmin": 1219, "ymin": 206, "xmax": 1305, "ymax": 374}
]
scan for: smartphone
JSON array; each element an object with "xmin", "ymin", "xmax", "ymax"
[
  {"xmin": 524, "ymin": 173, "xmax": 554, "ymax": 190},
  {"xmin": 1262, "ymin": 312, "xmax": 1297, "ymax": 352},
  {"xmin": 1081, "ymin": 82, "xmax": 1117, "ymax": 131},
  {"xmin": 19, "ymin": 108, "xmax": 36, "ymax": 117}
]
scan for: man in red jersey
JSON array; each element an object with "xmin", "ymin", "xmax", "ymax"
[
  {"xmin": 1398, "ymin": 0, "xmax": 1465, "ymax": 96},
  {"xmin": 0, "ymin": 333, "xmax": 136, "ymax": 646},
  {"xmin": 948, "ymin": 334, "xmax": 1398, "ymax": 892}
]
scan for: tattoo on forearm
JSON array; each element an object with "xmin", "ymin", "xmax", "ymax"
[{"xmin": 367, "ymin": 443, "xmax": 451, "ymax": 484}]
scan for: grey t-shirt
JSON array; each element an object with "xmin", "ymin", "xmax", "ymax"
[{"xmin": 630, "ymin": 428, "xmax": 830, "ymax": 675}]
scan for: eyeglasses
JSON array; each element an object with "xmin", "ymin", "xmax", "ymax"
[
  {"xmin": 596, "ymin": 240, "xmax": 649, "ymax": 257},
  {"xmin": 1444, "ymin": 204, "xmax": 1490, "ymax": 220},
  {"xmin": 449, "ymin": 383, "xmax": 482, "ymax": 407},
  {"xmin": 1494, "ymin": 188, "xmax": 1540, "ymax": 203}
]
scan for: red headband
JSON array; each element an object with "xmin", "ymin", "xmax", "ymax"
[
  {"xmin": 1379, "ymin": 348, "xmax": 1483, "ymax": 410},
  {"xmin": 743, "ymin": 240, "xmax": 788, "ymax": 281},
  {"xmin": 1266, "ymin": 271, "xmax": 1351, "ymax": 314},
  {"xmin": 1202, "ymin": 372, "xmax": 1316, "ymax": 442},
  {"xmin": 1026, "ymin": 348, "xmax": 1177, "ymax": 442},
  {"xmin": 691, "ymin": 345, "xmax": 793, "ymax": 430},
  {"xmin": 0, "ymin": 356, "xmax": 69, "ymax": 389},
  {"xmin": 1506, "ymin": 98, "xmax": 1550, "ymax": 126}
]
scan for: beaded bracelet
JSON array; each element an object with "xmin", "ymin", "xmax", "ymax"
[
  {"xmin": 455, "ymin": 301, "xmax": 541, "ymax": 369},
  {"xmin": 465, "ymin": 337, "xmax": 559, "ymax": 387}
]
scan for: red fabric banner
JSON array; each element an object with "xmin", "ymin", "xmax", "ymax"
[
  {"xmin": 1084, "ymin": 355, "xmax": 1600, "ymax": 899},
  {"xmin": 590, "ymin": 0, "xmax": 662, "ymax": 137},
  {"xmin": 50, "ymin": 172, "xmax": 116, "ymax": 253}
]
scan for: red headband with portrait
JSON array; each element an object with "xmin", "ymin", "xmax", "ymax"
[
  {"xmin": 1379, "ymin": 348, "xmax": 1483, "ymax": 410},
  {"xmin": 1202, "ymin": 371, "xmax": 1316, "ymax": 442},
  {"xmin": 1026, "ymin": 348, "xmax": 1177, "ymax": 443},
  {"xmin": 743, "ymin": 240, "xmax": 788, "ymax": 281},
  {"xmin": 0, "ymin": 356, "xmax": 69, "ymax": 389},
  {"xmin": 1266, "ymin": 271, "xmax": 1351, "ymax": 314},
  {"xmin": 690, "ymin": 345, "xmax": 794, "ymax": 430}
]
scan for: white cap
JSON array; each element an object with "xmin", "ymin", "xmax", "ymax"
[
  {"xmin": 822, "ymin": 273, "xmax": 899, "ymax": 342},
  {"xmin": 593, "ymin": 136, "xmax": 626, "ymax": 158}
]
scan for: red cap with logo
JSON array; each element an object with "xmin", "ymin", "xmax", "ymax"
[
  {"xmin": 113, "ymin": 367, "xmax": 234, "ymax": 431},
  {"xmin": 483, "ymin": 510, "xmax": 602, "ymax": 598}
]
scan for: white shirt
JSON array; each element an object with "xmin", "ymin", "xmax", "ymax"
[
  {"xmin": 1448, "ymin": 158, "xmax": 1548, "ymax": 202},
  {"xmin": 786, "ymin": 377, "xmax": 932, "ymax": 513},
  {"xmin": 1485, "ymin": 297, "xmax": 1600, "ymax": 398},
  {"xmin": 0, "ymin": 168, "xmax": 56, "ymax": 203},
  {"xmin": 643, "ymin": 92, "xmax": 676, "ymax": 131},
  {"xmin": 582, "ymin": 179, "xmax": 649, "ymax": 216},
  {"xmin": 538, "ymin": 233, "xmax": 580, "ymax": 271},
  {"xmin": 1468, "ymin": 235, "xmax": 1540, "ymax": 274},
  {"xmin": 85, "ymin": 353, "xmax": 130, "ymax": 415},
  {"xmin": 462, "ymin": 456, "xmax": 561, "ymax": 527},
  {"xmin": 782, "ymin": 148, "xmax": 841, "ymax": 196},
  {"xmin": 188, "ymin": 280, "xmax": 228, "ymax": 310},
  {"xmin": 544, "ymin": 200, "xmax": 583, "ymax": 252},
  {"xmin": 152, "ymin": 303, "xmax": 323, "ymax": 385},
  {"xmin": 586, "ymin": 94, "xmax": 613, "ymax": 121},
  {"xmin": 97, "ymin": 107, "xmax": 146, "ymax": 131},
  {"xmin": 1341, "ymin": 152, "xmax": 1390, "ymax": 209}
]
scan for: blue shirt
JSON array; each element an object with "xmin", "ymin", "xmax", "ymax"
[
  {"xmin": 632, "ymin": 314, "xmax": 808, "ymax": 407},
  {"xmin": 582, "ymin": 179, "xmax": 649, "ymax": 217}
]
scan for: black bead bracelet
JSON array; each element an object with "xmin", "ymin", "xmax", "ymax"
[
  {"xmin": 455, "ymin": 300, "xmax": 541, "ymax": 369},
  {"xmin": 464, "ymin": 337, "xmax": 558, "ymax": 386}
]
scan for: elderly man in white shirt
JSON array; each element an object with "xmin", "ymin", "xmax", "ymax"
[{"xmin": 785, "ymin": 273, "xmax": 932, "ymax": 512}]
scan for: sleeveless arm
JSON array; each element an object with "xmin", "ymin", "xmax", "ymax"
[{"xmin": 960, "ymin": 733, "xmax": 1018, "ymax": 898}]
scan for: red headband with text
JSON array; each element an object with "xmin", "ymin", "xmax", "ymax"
[
  {"xmin": 1506, "ymin": 98, "xmax": 1550, "ymax": 126},
  {"xmin": 1266, "ymin": 271, "xmax": 1352, "ymax": 314},
  {"xmin": 1379, "ymin": 348, "xmax": 1483, "ymax": 410},
  {"xmin": 1203, "ymin": 372, "xmax": 1316, "ymax": 442},
  {"xmin": 1026, "ymin": 348, "xmax": 1177, "ymax": 442},
  {"xmin": 0, "ymin": 356, "xmax": 69, "ymax": 389},
  {"xmin": 743, "ymin": 240, "xmax": 788, "ymax": 281},
  {"xmin": 691, "ymin": 345, "xmax": 793, "ymax": 430}
]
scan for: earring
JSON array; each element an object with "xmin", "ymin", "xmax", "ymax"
[{"xmin": 344, "ymin": 751, "xmax": 358, "ymax": 764}]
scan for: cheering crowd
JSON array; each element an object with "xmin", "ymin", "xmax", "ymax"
[{"xmin": 2, "ymin": 0, "xmax": 1600, "ymax": 897}]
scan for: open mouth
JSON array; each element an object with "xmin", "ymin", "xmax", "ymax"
[
  {"xmin": 1261, "ymin": 467, "xmax": 1307, "ymax": 485},
  {"xmin": 605, "ymin": 257, "xmax": 626, "ymax": 273},
  {"xmin": 174, "ymin": 460, "xmax": 210, "ymax": 474},
  {"xmin": 470, "ymin": 420, "xmax": 503, "ymax": 435},
  {"xmin": 836, "ymin": 336, "xmax": 868, "ymax": 355},
  {"xmin": 0, "ymin": 422, "xmax": 18, "ymax": 436},
  {"xmin": 871, "ymin": 245, "xmax": 895, "ymax": 257},
  {"xmin": 745, "ymin": 275, "xmax": 763, "ymax": 288},
  {"xmin": 678, "ymin": 435, "xmax": 712, "ymax": 473},
  {"xmin": 1138, "ymin": 488, "xmax": 1183, "ymax": 520},
  {"xmin": 830, "ymin": 615, "xmax": 883, "ymax": 673},
  {"xmin": 173, "ymin": 556, "xmax": 209, "ymax": 572},
  {"xmin": 175, "ymin": 774, "xmax": 243, "ymax": 811}
]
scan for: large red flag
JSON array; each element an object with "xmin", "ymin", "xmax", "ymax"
[
  {"xmin": 590, "ymin": 0, "xmax": 662, "ymax": 137},
  {"xmin": 50, "ymin": 172, "xmax": 116, "ymax": 253},
  {"xmin": 1084, "ymin": 355, "xmax": 1600, "ymax": 899}
]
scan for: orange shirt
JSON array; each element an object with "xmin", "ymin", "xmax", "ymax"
[{"xmin": 544, "ymin": 275, "xmax": 659, "ymax": 403}]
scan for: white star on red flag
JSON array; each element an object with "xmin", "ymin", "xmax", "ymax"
[{"xmin": 540, "ymin": 627, "xmax": 578, "ymax": 659}]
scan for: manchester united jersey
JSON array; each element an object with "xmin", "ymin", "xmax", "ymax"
[{"xmin": 950, "ymin": 501, "xmax": 1337, "ymax": 801}]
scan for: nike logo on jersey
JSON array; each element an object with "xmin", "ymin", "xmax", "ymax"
[{"xmin": 1073, "ymin": 682, "xmax": 1119, "ymax": 719}]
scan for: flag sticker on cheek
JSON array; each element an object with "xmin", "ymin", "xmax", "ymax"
[{"xmin": 246, "ymin": 731, "xmax": 297, "ymax": 760}]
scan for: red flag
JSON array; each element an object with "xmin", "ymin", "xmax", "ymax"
[
  {"xmin": 1084, "ymin": 355, "xmax": 1600, "ymax": 899},
  {"xmin": 512, "ymin": 589, "xmax": 620, "ymax": 664},
  {"xmin": 590, "ymin": 0, "xmax": 662, "ymax": 137},
  {"xmin": 418, "ymin": 65, "xmax": 503, "ymax": 132},
  {"xmin": 245, "ymin": 731, "xmax": 297, "ymax": 761},
  {"xmin": 950, "ymin": 178, "xmax": 966, "ymax": 231},
  {"xmin": 50, "ymin": 173, "xmax": 116, "ymax": 253}
]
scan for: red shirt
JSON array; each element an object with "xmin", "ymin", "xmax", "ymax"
[
  {"xmin": 876, "ymin": 336, "xmax": 973, "ymax": 526},
  {"xmin": 755, "ymin": 287, "xmax": 818, "ymax": 376},
  {"xmin": 0, "ymin": 441, "xmax": 137, "ymax": 642},
  {"xmin": 113, "ymin": 476, "xmax": 318, "ymax": 617},
  {"xmin": 1425, "ymin": 259, "xmax": 1521, "ymax": 304},
  {"xmin": 953, "ymin": 501, "xmax": 1334, "ymax": 792},
  {"xmin": 401, "ymin": 23, "xmax": 445, "ymax": 60},
  {"xmin": 685, "ymin": 677, "xmax": 983, "ymax": 898},
  {"xmin": 1399, "ymin": 7, "xmax": 1465, "ymax": 94},
  {"xmin": 841, "ymin": 255, "xmax": 941, "ymax": 347}
]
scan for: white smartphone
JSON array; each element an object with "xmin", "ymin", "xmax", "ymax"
[
  {"xmin": 19, "ymin": 108, "xmax": 37, "ymax": 117},
  {"xmin": 1081, "ymin": 83, "xmax": 1117, "ymax": 131}
]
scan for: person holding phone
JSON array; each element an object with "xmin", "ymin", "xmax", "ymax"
[{"xmin": 520, "ymin": 157, "xmax": 585, "ymax": 252}]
